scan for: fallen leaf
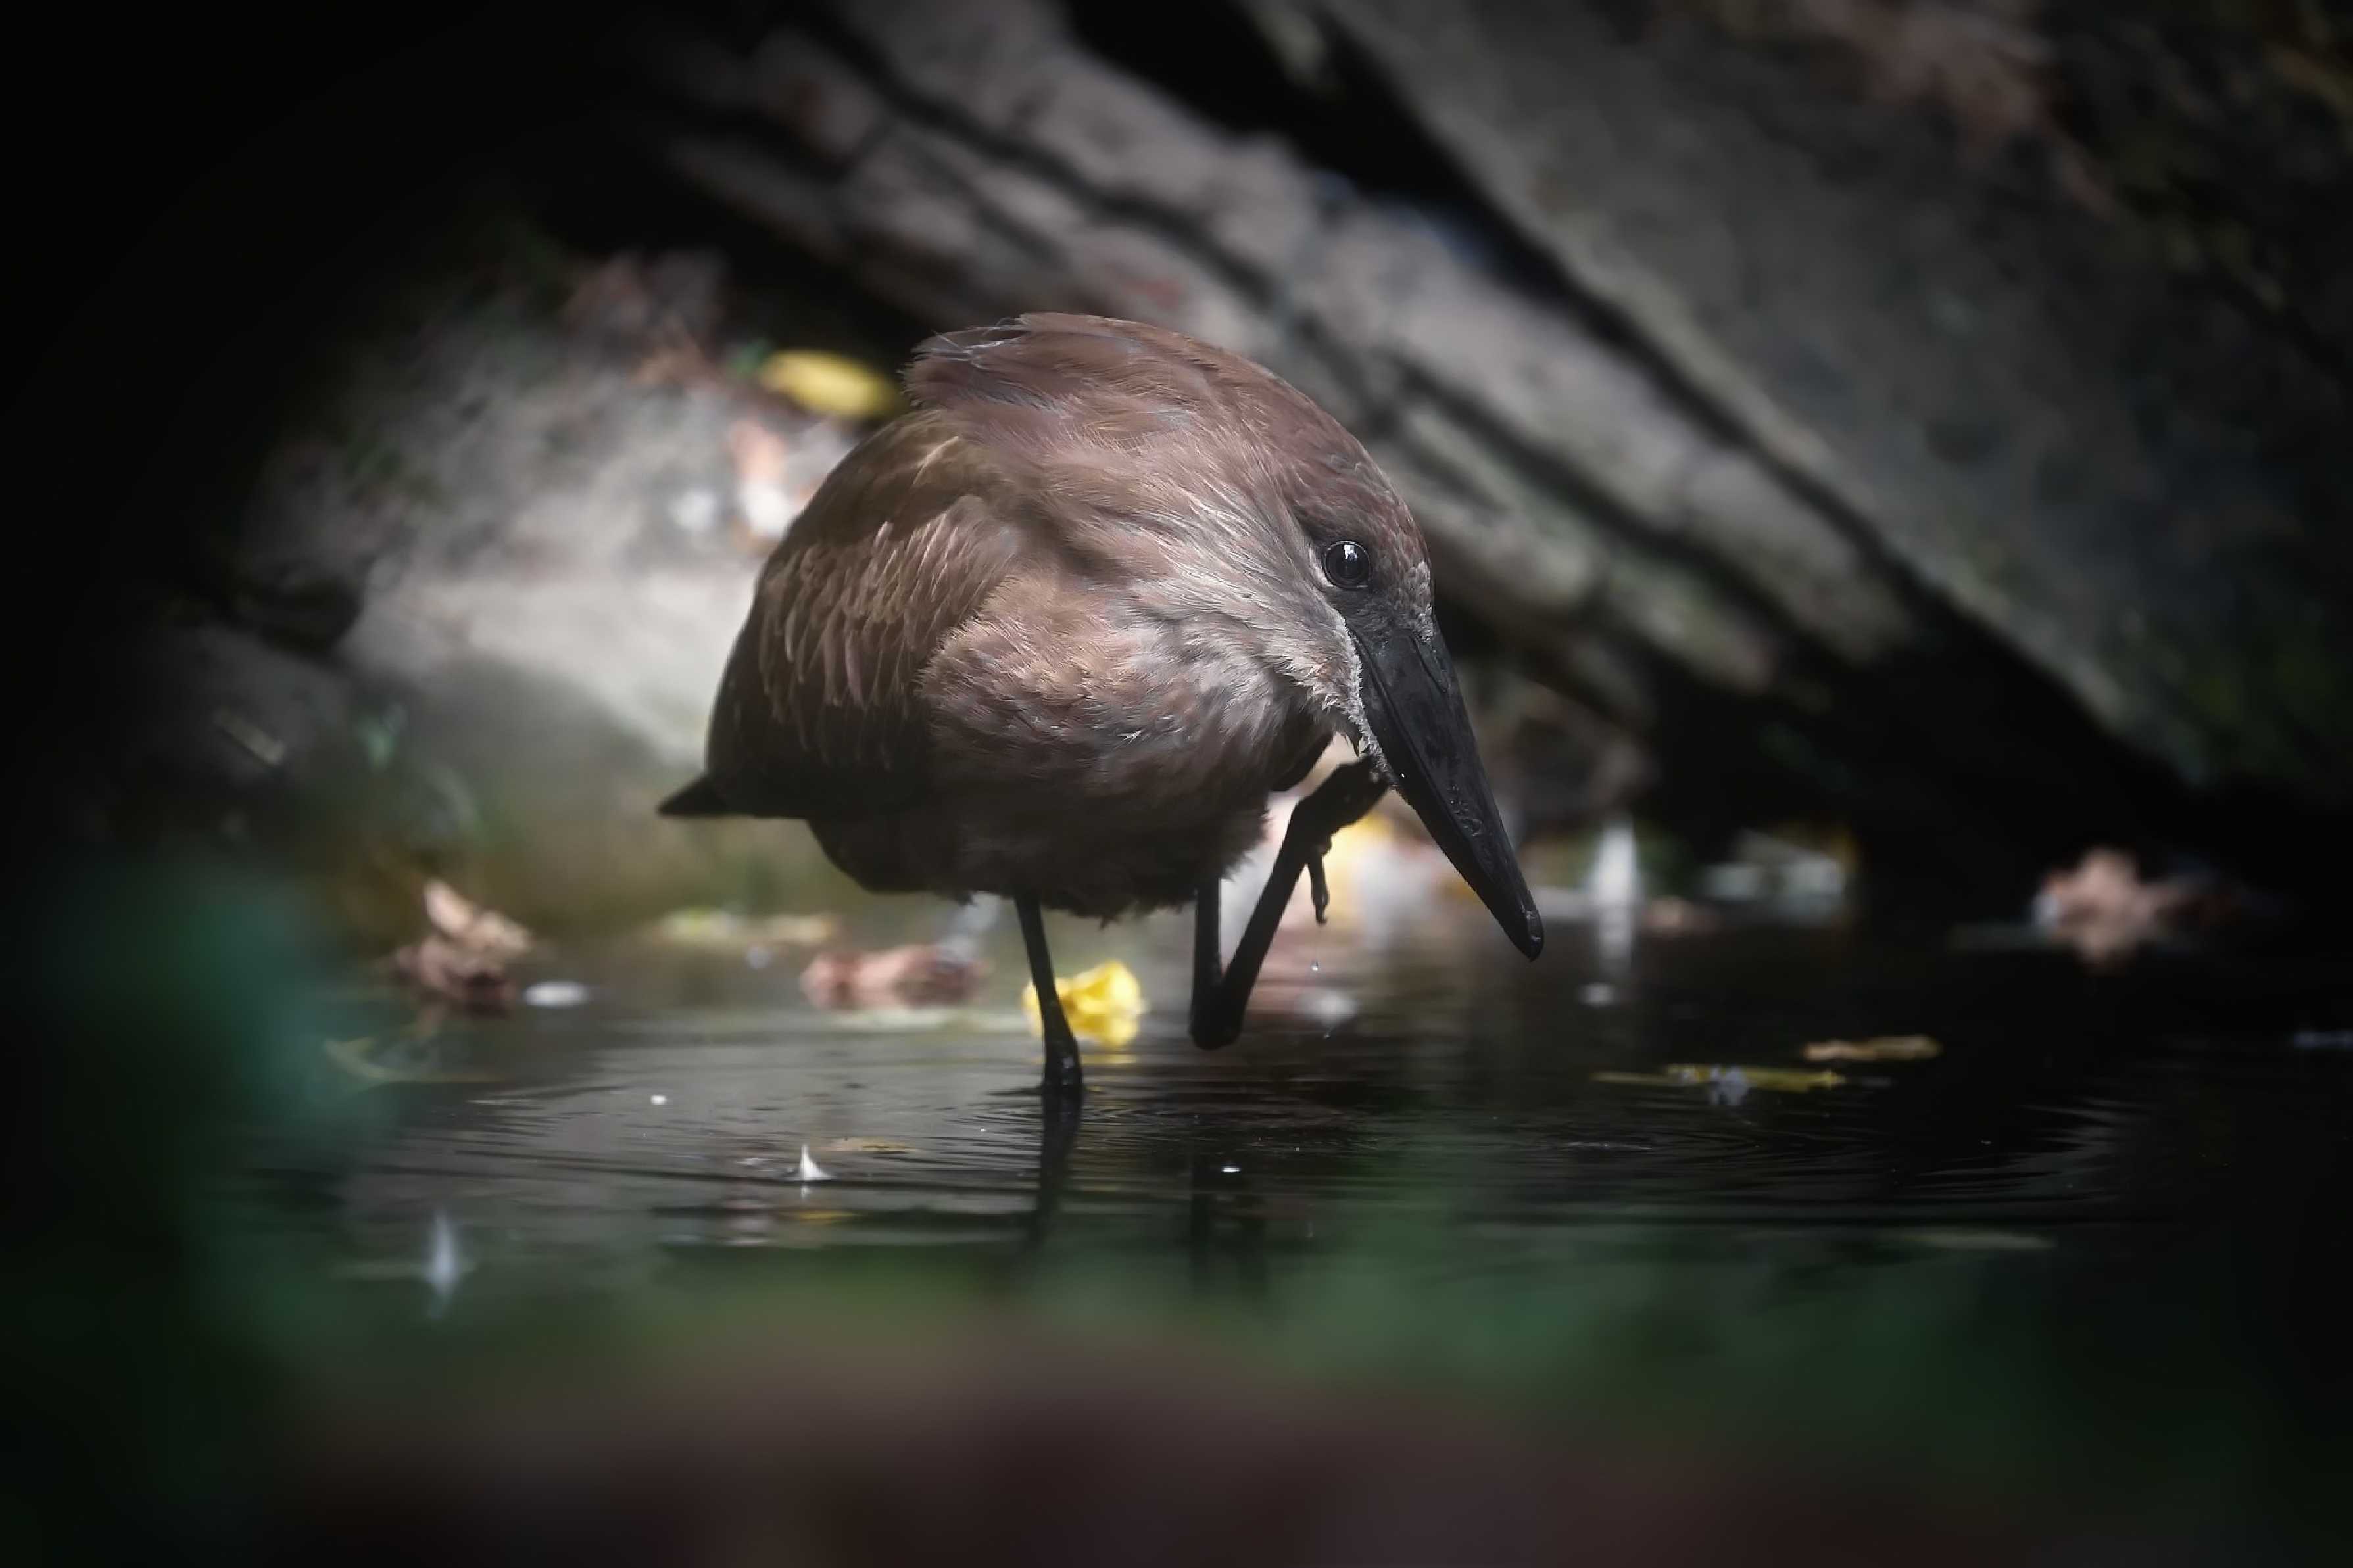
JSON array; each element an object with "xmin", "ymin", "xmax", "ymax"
[
  {"xmin": 1802, "ymin": 1034, "xmax": 1942, "ymax": 1062},
  {"xmin": 1593, "ymin": 1064, "xmax": 1846, "ymax": 1093},
  {"xmin": 1023, "ymin": 959, "xmax": 1148, "ymax": 1051},
  {"xmin": 1674, "ymin": 1063, "xmax": 1841, "ymax": 1091},
  {"xmin": 819, "ymin": 1137, "xmax": 915, "ymax": 1154},
  {"xmin": 422, "ymin": 880, "xmax": 533, "ymax": 961},
  {"xmin": 800, "ymin": 944, "xmax": 988, "ymax": 1010},
  {"xmin": 757, "ymin": 350, "xmax": 903, "ymax": 420},
  {"xmin": 393, "ymin": 936, "xmax": 516, "ymax": 1013},
  {"xmin": 397, "ymin": 882, "xmax": 533, "ymax": 1013},
  {"xmin": 2030, "ymin": 847, "xmax": 2244, "ymax": 967}
]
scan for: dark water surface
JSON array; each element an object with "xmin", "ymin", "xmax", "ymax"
[{"xmin": 160, "ymin": 884, "xmax": 2353, "ymax": 1557}]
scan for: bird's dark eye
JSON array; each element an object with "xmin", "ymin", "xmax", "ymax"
[{"xmin": 1322, "ymin": 539, "xmax": 1372, "ymax": 589}]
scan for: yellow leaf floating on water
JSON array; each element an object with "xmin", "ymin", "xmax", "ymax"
[
  {"xmin": 1022, "ymin": 960, "xmax": 1147, "ymax": 1052},
  {"xmin": 756, "ymin": 350, "xmax": 903, "ymax": 421},
  {"xmin": 1668, "ymin": 1063, "xmax": 1843, "ymax": 1091},
  {"xmin": 1802, "ymin": 1034, "xmax": 1943, "ymax": 1062},
  {"xmin": 1593, "ymin": 1064, "xmax": 1846, "ymax": 1092}
]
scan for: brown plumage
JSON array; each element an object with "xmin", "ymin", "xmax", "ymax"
[{"xmin": 665, "ymin": 314, "xmax": 1539, "ymax": 1094}]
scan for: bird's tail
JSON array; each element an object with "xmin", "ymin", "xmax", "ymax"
[{"xmin": 657, "ymin": 776, "xmax": 733, "ymax": 817}]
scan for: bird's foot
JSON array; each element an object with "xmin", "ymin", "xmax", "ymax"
[
  {"xmin": 1290, "ymin": 762, "xmax": 1384, "ymax": 928},
  {"xmin": 1294, "ymin": 759, "xmax": 1388, "ymax": 842},
  {"xmin": 1294, "ymin": 761, "xmax": 1384, "ymax": 926}
]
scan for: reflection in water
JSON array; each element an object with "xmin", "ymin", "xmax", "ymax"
[
  {"xmin": 234, "ymin": 893, "xmax": 2353, "ymax": 1551},
  {"xmin": 1023, "ymin": 1094, "xmax": 1080, "ymax": 1258},
  {"xmin": 1588, "ymin": 815, "xmax": 1641, "ymax": 977},
  {"xmin": 1187, "ymin": 1142, "xmax": 1271, "ymax": 1304},
  {"xmin": 424, "ymin": 1210, "xmax": 466, "ymax": 1318},
  {"xmin": 71, "ymin": 860, "xmax": 2349, "ymax": 1562},
  {"xmin": 299, "ymin": 905, "xmax": 2352, "ymax": 1309}
]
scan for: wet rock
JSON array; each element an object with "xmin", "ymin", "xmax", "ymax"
[
  {"xmin": 625, "ymin": 0, "xmax": 2353, "ymax": 906},
  {"xmin": 121, "ymin": 620, "xmax": 358, "ymax": 800},
  {"xmin": 1321, "ymin": 0, "xmax": 2353, "ymax": 849}
]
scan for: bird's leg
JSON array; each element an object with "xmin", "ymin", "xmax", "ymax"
[
  {"xmin": 1190, "ymin": 760, "xmax": 1389, "ymax": 1049},
  {"xmin": 1016, "ymin": 893, "xmax": 1085, "ymax": 1098},
  {"xmin": 1021, "ymin": 1089, "xmax": 1082, "ymax": 1255}
]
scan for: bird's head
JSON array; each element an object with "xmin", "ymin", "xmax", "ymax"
[
  {"xmin": 1259, "ymin": 415, "xmax": 1545, "ymax": 964},
  {"xmin": 908, "ymin": 314, "xmax": 1543, "ymax": 961}
]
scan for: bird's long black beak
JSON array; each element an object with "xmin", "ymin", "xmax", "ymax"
[{"xmin": 1355, "ymin": 625, "xmax": 1544, "ymax": 959}]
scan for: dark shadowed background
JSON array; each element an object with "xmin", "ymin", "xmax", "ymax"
[{"xmin": 10, "ymin": 3, "xmax": 2352, "ymax": 1564}]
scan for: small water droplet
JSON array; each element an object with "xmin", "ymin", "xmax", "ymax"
[
  {"xmin": 649, "ymin": 1093, "xmax": 668, "ymax": 1106},
  {"xmin": 1220, "ymin": 1164, "xmax": 1241, "ymax": 1175},
  {"xmin": 424, "ymin": 1211, "xmax": 467, "ymax": 1318}
]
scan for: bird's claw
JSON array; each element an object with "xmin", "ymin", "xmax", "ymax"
[
  {"xmin": 1290, "ymin": 762, "xmax": 1385, "ymax": 930},
  {"xmin": 1301, "ymin": 759, "xmax": 1388, "ymax": 836}
]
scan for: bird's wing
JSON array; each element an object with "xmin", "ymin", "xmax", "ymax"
[{"xmin": 700, "ymin": 414, "xmax": 1029, "ymax": 819}]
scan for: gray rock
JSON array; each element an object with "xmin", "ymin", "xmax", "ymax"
[{"xmin": 620, "ymin": 0, "xmax": 2350, "ymax": 897}]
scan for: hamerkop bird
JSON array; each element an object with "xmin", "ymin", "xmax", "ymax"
[{"xmin": 662, "ymin": 314, "xmax": 1541, "ymax": 1095}]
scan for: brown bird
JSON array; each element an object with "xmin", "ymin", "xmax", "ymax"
[{"xmin": 662, "ymin": 314, "xmax": 1540, "ymax": 1095}]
